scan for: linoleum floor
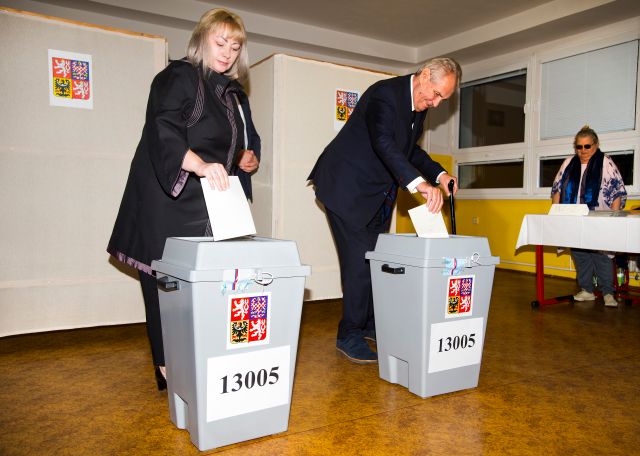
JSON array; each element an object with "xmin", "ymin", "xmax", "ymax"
[{"xmin": 1, "ymin": 270, "xmax": 639, "ymax": 455}]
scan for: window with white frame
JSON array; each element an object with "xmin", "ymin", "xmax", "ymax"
[
  {"xmin": 459, "ymin": 70, "xmax": 527, "ymax": 149},
  {"xmin": 535, "ymin": 39, "xmax": 639, "ymax": 195},
  {"xmin": 453, "ymin": 35, "xmax": 639, "ymax": 197},
  {"xmin": 456, "ymin": 70, "xmax": 527, "ymax": 190},
  {"xmin": 459, "ymin": 160, "xmax": 524, "ymax": 189}
]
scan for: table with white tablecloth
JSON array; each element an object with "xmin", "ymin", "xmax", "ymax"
[{"xmin": 515, "ymin": 214, "xmax": 640, "ymax": 307}]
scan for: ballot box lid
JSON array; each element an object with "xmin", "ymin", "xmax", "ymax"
[
  {"xmin": 365, "ymin": 233, "xmax": 499, "ymax": 268},
  {"xmin": 151, "ymin": 236, "xmax": 311, "ymax": 282}
]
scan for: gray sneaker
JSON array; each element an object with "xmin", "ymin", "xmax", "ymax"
[
  {"xmin": 604, "ymin": 294, "xmax": 618, "ymax": 307},
  {"xmin": 573, "ymin": 290, "xmax": 596, "ymax": 301}
]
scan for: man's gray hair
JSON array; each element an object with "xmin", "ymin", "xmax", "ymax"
[{"xmin": 415, "ymin": 57, "xmax": 462, "ymax": 86}]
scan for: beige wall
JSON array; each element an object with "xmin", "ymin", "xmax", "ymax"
[{"xmin": 0, "ymin": 9, "xmax": 167, "ymax": 336}]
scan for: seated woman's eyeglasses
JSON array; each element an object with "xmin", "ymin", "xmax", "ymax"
[{"xmin": 575, "ymin": 144, "xmax": 593, "ymax": 150}]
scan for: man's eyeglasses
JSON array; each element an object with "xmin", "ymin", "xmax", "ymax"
[{"xmin": 575, "ymin": 144, "xmax": 593, "ymax": 150}]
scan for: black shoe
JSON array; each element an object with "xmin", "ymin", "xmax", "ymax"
[
  {"xmin": 155, "ymin": 366, "xmax": 167, "ymax": 391},
  {"xmin": 336, "ymin": 335, "xmax": 377, "ymax": 364}
]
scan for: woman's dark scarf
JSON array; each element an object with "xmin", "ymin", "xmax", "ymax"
[{"xmin": 560, "ymin": 149, "xmax": 604, "ymax": 209}]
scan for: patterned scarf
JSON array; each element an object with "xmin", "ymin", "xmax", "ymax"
[{"xmin": 560, "ymin": 149, "xmax": 604, "ymax": 209}]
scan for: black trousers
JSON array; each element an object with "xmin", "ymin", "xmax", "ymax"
[
  {"xmin": 326, "ymin": 207, "xmax": 391, "ymax": 340},
  {"xmin": 139, "ymin": 271, "xmax": 164, "ymax": 366}
]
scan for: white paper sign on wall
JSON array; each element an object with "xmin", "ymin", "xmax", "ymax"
[{"xmin": 207, "ymin": 345, "xmax": 290, "ymax": 422}]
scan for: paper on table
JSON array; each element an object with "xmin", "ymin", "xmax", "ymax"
[
  {"xmin": 548, "ymin": 203, "xmax": 589, "ymax": 216},
  {"xmin": 200, "ymin": 176, "xmax": 256, "ymax": 241},
  {"xmin": 408, "ymin": 204, "xmax": 449, "ymax": 238}
]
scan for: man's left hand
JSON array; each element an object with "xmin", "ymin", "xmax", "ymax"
[{"xmin": 438, "ymin": 173, "xmax": 458, "ymax": 196}]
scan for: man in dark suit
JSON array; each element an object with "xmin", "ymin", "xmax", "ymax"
[{"xmin": 308, "ymin": 57, "xmax": 461, "ymax": 363}]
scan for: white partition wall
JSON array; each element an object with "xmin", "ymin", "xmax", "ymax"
[
  {"xmin": 249, "ymin": 54, "xmax": 393, "ymax": 300},
  {"xmin": 0, "ymin": 8, "xmax": 167, "ymax": 336}
]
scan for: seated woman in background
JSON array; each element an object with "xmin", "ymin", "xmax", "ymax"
[{"xmin": 550, "ymin": 125, "xmax": 627, "ymax": 307}]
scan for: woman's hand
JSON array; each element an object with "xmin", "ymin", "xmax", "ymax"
[
  {"xmin": 198, "ymin": 162, "xmax": 229, "ymax": 191},
  {"xmin": 182, "ymin": 150, "xmax": 229, "ymax": 191},
  {"xmin": 611, "ymin": 197, "xmax": 621, "ymax": 210},
  {"xmin": 237, "ymin": 149, "xmax": 259, "ymax": 173}
]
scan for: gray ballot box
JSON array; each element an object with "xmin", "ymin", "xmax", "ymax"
[
  {"xmin": 151, "ymin": 236, "xmax": 310, "ymax": 451},
  {"xmin": 365, "ymin": 234, "xmax": 499, "ymax": 398}
]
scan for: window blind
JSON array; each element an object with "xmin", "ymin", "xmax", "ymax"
[{"xmin": 540, "ymin": 40, "xmax": 638, "ymax": 139}]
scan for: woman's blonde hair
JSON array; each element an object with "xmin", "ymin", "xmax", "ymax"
[
  {"xmin": 574, "ymin": 125, "xmax": 599, "ymax": 147},
  {"xmin": 186, "ymin": 8, "xmax": 249, "ymax": 83}
]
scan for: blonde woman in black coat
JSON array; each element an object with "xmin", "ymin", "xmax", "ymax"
[{"xmin": 108, "ymin": 8, "xmax": 260, "ymax": 390}]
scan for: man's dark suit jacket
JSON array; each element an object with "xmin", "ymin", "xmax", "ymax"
[{"xmin": 309, "ymin": 74, "xmax": 446, "ymax": 228}]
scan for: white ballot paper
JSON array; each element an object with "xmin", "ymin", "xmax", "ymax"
[
  {"xmin": 408, "ymin": 204, "xmax": 449, "ymax": 238},
  {"xmin": 548, "ymin": 203, "xmax": 589, "ymax": 216},
  {"xmin": 200, "ymin": 176, "xmax": 256, "ymax": 241}
]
